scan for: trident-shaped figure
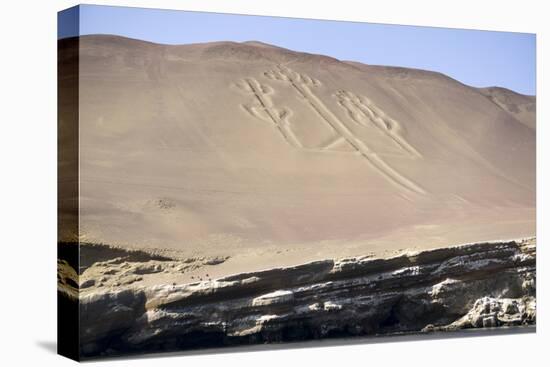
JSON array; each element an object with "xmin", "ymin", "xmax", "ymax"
[{"xmin": 235, "ymin": 65, "xmax": 426, "ymax": 195}]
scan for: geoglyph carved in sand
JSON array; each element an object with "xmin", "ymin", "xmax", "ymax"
[{"xmin": 237, "ymin": 65, "xmax": 426, "ymax": 195}]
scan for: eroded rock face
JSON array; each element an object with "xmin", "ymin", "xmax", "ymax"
[
  {"xmin": 60, "ymin": 238, "xmax": 535, "ymax": 358},
  {"xmin": 431, "ymin": 296, "xmax": 536, "ymax": 330}
]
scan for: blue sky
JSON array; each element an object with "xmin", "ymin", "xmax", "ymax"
[{"xmin": 59, "ymin": 4, "xmax": 536, "ymax": 95}]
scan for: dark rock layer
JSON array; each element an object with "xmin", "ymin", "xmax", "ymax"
[{"xmin": 60, "ymin": 238, "xmax": 535, "ymax": 359}]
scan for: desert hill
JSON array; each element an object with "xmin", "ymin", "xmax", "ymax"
[{"xmin": 59, "ymin": 35, "xmax": 535, "ymax": 273}]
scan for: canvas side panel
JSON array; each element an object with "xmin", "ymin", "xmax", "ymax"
[{"xmin": 57, "ymin": 6, "xmax": 80, "ymax": 362}]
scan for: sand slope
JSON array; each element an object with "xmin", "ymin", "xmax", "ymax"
[
  {"xmin": 479, "ymin": 86, "xmax": 536, "ymax": 130},
  {"xmin": 61, "ymin": 35, "xmax": 535, "ymax": 270}
]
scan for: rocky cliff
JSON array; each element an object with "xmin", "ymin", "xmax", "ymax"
[{"xmin": 58, "ymin": 238, "xmax": 536, "ymax": 359}]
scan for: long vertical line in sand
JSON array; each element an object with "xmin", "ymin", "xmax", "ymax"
[
  {"xmin": 346, "ymin": 96, "xmax": 422, "ymax": 158},
  {"xmin": 245, "ymin": 78, "xmax": 303, "ymax": 148},
  {"xmin": 277, "ymin": 66, "xmax": 427, "ymax": 195}
]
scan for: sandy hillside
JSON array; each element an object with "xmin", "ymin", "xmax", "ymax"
[{"xmin": 59, "ymin": 35, "xmax": 535, "ymax": 273}]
